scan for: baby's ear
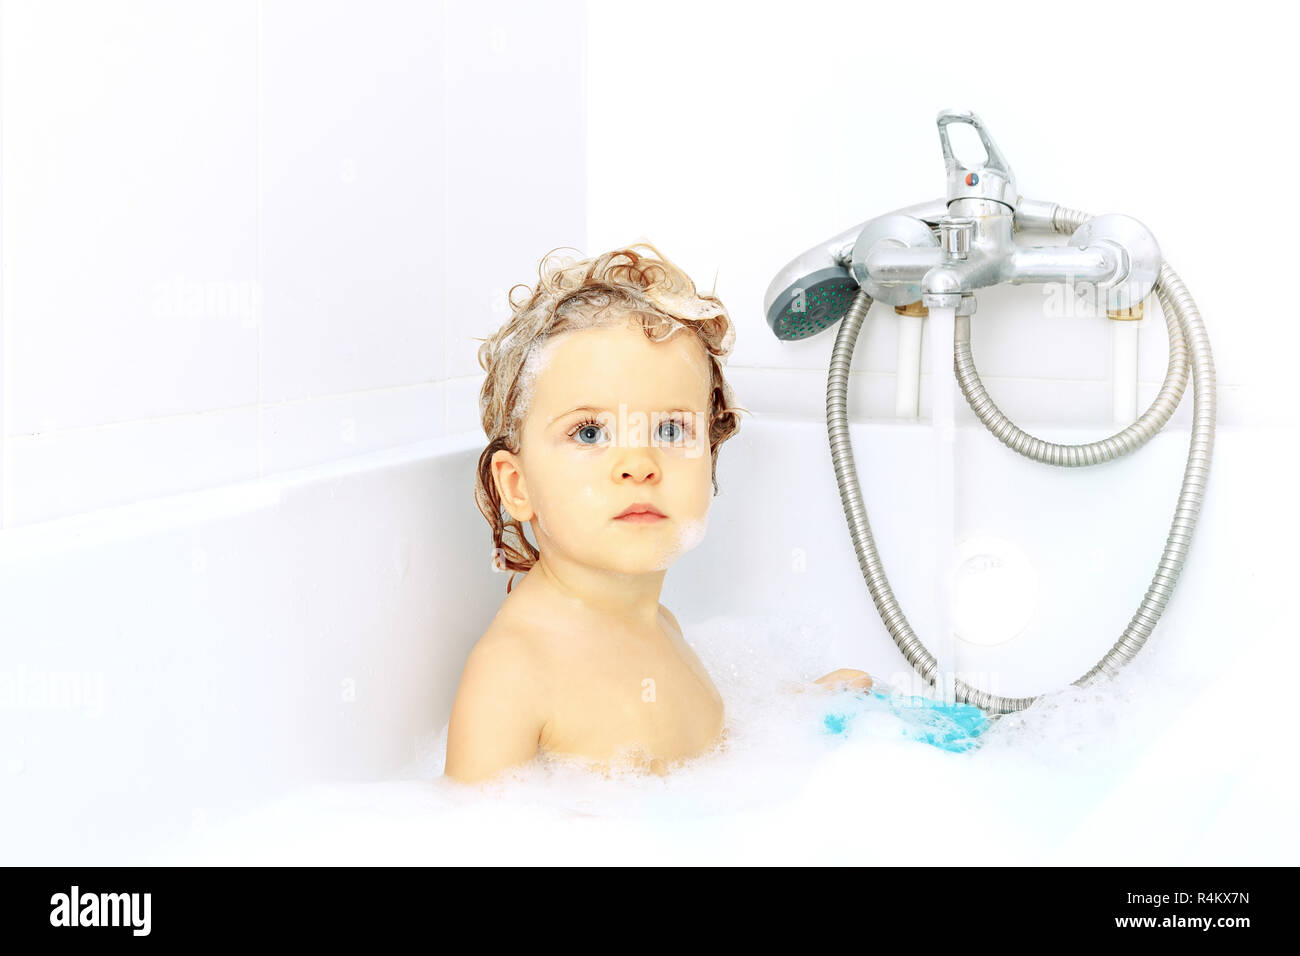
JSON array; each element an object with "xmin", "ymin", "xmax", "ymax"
[{"xmin": 491, "ymin": 449, "xmax": 534, "ymax": 522}]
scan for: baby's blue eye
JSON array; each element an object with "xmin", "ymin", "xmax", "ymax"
[
  {"xmin": 657, "ymin": 419, "xmax": 686, "ymax": 443},
  {"xmin": 572, "ymin": 422, "xmax": 608, "ymax": 445}
]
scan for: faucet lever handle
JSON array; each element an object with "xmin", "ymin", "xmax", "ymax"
[{"xmin": 936, "ymin": 110, "xmax": 1018, "ymax": 209}]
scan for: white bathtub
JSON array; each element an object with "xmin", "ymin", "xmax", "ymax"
[{"xmin": 1, "ymin": 415, "xmax": 1294, "ymax": 865}]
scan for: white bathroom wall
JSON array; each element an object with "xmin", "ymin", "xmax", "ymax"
[
  {"xmin": 586, "ymin": 0, "xmax": 1297, "ymax": 433},
  {"xmin": 0, "ymin": 0, "xmax": 586, "ymax": 528},
  {"xmin": 5, "ymin": 0, "xmax": 1290, "ymax": 529}
]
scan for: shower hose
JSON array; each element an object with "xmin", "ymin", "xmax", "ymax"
[{"xmin": 827, "ymin": 203, "xmax": 1216, "ymax": 715}]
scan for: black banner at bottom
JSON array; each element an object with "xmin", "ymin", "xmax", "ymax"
[{"xmin": 0, "ymin": 864, "xmax": 1278, "ymax": 942}]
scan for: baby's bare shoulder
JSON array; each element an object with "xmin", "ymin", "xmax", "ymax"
[
  {"xmin": 444, "ymin": 617, "xmax": 552, "ymax": 782},
  {"xmin": 469, "ymin": 614, "xmax": 550, "ymax": 679}
]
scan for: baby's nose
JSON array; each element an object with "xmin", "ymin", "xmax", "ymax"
[
  {"xmin": 619, "ymin": 463, "xmax": 657, "ymax": 481},
  {"xmin": 615, "ymin": 451, "xmax": 659, "ymax": 482}
]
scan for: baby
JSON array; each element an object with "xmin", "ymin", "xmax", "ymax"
[{"xmin": 444, "ymin": 243, "xmax": 874, "ymax": 783}]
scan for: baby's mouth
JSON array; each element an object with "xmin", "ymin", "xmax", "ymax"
[
  {"xmin": 613, "ymin": 502, "xmax": 667, "ymax": 523},
  {"xmin": 614, "ymin": 512, "xmax": 667, "ymax": 525}
]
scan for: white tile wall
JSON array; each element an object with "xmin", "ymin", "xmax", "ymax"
[
  {"xmin": 260, "ymin": 382, "xmax": 442, "ymax": 476},
  {"xmin": 441, "ymin": 3, "xmax": 587, "ymax": 386},
  {"xmin": 4, "ymin": 0, "xmax": 1293, "ymax": 530},
  {"xmin": 258, "ymin": 0, "xmax": 444, "ymax": 405},
  {"xmin": 0, "ymin": 0, "xmax": 587, "ymax": 528},
  {"xmin": 2, "ymin": 1, "xmax": 260, "ymax": 440},
  {"xmin": 5, "ymin": 406, "xmax": 259, "ymax": 526},
  {"xmin": 443, "ymin": 374, "xmax": 485, "ymax": 438}
]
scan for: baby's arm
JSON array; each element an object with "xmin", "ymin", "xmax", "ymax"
[
  {"xmin": 443, "ymin": 634, "xmax": 548, "ymax": 783},
  {"xmin": 813, "ymin": 668, "xmax": 874, "ymax": 692},
  {"xmin": 780, "ymin": 668, "xmax": 877, "ymax": 695}
]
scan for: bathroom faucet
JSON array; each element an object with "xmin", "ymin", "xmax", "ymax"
[
  {"xmin": 761, "ymin": 109, "xmax": 1215, "ymax": 716},
  {"xmin": 765, "ymin": 110, "xmax": 1162, "ymax": 336},
  {"xmin": 853, "ymin": 109, "xmax": 1162, "ymax": 318}
]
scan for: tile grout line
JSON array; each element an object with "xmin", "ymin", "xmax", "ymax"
[
  {"xmin": 720, "ymin": 366, "xmax": 1246, "ymax": 389},
  {"xmin": 441, "ymin": 0, "xmax": 449, "ymax": 439},
  {"xmin": 8, "ymin": 380, "xmax": 448, "ymax": 440},
  {"xmin": 255, "ymin": 0, "xmax": 264, "ymax": 479},
  {"xmin": 0, "ymin": 0, "xmax": 6, "ymax": 530}
]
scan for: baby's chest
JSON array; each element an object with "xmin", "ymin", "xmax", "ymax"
[{"xmin": 542, "ymin": 651, "xmax": 724, "ymax": 760}]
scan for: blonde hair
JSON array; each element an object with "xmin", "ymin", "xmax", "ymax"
[{"xmin": 473, "ymin": 241, "xmax": 748, "ymax": 591}]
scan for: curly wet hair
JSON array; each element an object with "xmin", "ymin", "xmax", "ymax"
[{"xmin": 473, "ymin": 241, "xmax": 748, "ymax": 592}]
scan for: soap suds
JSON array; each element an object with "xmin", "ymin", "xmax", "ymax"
[
  {"xmin": 652, "ymin": 512, "xmax": 709, "ymax": 570},
  {"xmin": 507, "ymin": 335, "xmax": 561, "ymax": 443},
  {"xmin": 140, "ymin": 602, "xmax": 1274, "ymax": 867}
]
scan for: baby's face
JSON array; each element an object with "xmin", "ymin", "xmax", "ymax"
[{"xmin": 509, "ymin": 318, "xmax": 715, "ymax": 576}]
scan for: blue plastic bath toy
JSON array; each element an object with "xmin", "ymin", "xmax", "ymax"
[{"xmin": 823, "ymin": 686, "xmax": 990, "ymax": 753}]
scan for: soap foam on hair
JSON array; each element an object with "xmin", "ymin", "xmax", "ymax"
[{"xmin": 507, "ymin": 334, "xmax": 561, "ymax": 444}]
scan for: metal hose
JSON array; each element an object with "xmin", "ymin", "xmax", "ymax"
[{"xmin": 826, "ymin": 202, "xmax": 1216, "ymax": 714}]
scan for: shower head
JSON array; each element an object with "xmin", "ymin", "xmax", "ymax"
[
  {"xmin": 764, "ymin": 265, "xmax": 859, "ymax": 341},
  {"xmin": 764, "ymin": 198, "xmax": 949, "ymax": 340},
  {"xmin": 763, "ymin": 220, "xmax": 864, "ymax": 341}
]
